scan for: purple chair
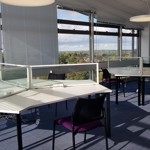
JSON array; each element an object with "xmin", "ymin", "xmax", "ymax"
[
  {"xmin": 101, "ymin": 68, "xmax": 125, "ymax": 97},
  {"xmin": 52, "ymin": 94, "xmax": 108, "ymax": 150}
]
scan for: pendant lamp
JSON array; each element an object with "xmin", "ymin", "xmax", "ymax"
[
  {"xmin": 130, "ymin": 0, "xmax": 150, "ymax": 22},
  {"xmin": 130, "ymin": 15, "xmax": 150, "ymax": 22},
  {"xmin": 0, "ymin": 0, "xmax": 55, "ymax": 7}
]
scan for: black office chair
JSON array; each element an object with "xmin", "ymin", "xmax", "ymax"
[
  {"xmin": 48, "ymin": 72, "xmax": 68, "ymax": 115},
  {"xmin": 52, "ymin": 94, "xmax": 108, "ymax": 150},
  {"xmin": 48, "ymin": 73, "xmax": 65, "ymax": 80},
  {"xmin": 101, "ymin": 68, "xmax": 125, "ymax": 97}
]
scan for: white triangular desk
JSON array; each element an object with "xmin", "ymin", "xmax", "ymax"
[{"xmin": 0, "ymin": 79, "xmax": 112, "ymax": 150}]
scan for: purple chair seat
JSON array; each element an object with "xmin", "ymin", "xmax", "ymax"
[{"xmin": 55, "ymin": 116, "xmax": 103, "ymax": 133}]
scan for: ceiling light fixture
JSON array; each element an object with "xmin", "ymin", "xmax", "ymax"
[
  {"xmin": 130, "ymin": 14, "xmax": 150, "ymax": 22},
  {"xmin": 0, "ymin": 0, "xmax": 55, "ymax": 7},
  {"xmin": 130, "ymin": 0, "xmax": 150, "ymax": 22}
]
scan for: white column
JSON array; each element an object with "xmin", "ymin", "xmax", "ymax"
[
  {"xmin": 118, "ymin": 26, "xmax": 122, "ymax": 60},
  {"xmin": 89, "ymin": 12, "xmax": 94, "ymax": 63},
  {"xmin": 89, "ymin": 12, "xmax": 95, "ymax": 80},
  {"xmin": 141, "ymin": 24, "xmax": 150, "ymax": 59}
]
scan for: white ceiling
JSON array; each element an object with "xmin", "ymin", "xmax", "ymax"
[{"xmin": 56, "ymin": 0, "xmax": 150, "ymax": 29}]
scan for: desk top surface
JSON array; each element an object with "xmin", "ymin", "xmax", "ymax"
[
  {"xmin": 108, "ymin": 67, "xmax": 150, "ymax": 77},
  {"xmin": 0, "ymin": 80, "xmax": 111, "ymax": 114}
]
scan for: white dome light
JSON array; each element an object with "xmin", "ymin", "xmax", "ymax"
[
  {"xmin": 0, "ymin": 0, "xmax": 55, "ymax": 7},
  {"xmin": 130, "ymin": 15, "xmax": 150, "ymax": 22}
]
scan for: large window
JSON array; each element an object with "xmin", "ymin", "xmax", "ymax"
[
  {"xmin": 57, "ymin": 7, "xmax": 140, "ymax": 64},
  {"xmin": 57, "ymin": 8, "xmax": 90, "ymax": 64}
]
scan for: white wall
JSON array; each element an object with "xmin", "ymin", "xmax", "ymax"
[
  {"xmin": 1, "ymin": 4, "xmax": 58, "ymax": 65},
  {"xmin": 141, "ymin": 24, "xmax": 150, "ymax": 59}
]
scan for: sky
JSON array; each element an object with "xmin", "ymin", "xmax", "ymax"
[{"xmin": 57, "ymin": 9, "xmax": 134, "ymax": 52}]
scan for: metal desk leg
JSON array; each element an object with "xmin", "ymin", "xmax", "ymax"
[
  {"xmin": 138, "ymin": 77, "xmax": 141, "ymax": 106},
  {"xmin": 16, "ymin": 114, "xmax": 23, "ymax": 150},
  {"xmin": 142, "ymin": 77, "xmax": 145, "ymax": 105},
  {"xmin": 116, "ymin": 76, "xmax": 119, "ymax": 104},
  {"xmin": 106, "ymin": 93, "xmax": 111, "ymax": 137}
]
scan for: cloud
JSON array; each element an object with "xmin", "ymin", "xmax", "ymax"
[
  {"xmin": 58, "ymin": 34, "xmax": 89, "ymax": 51},
  {"xmin": 59, "ymin": 34, "xmax": 88, "ymax": 43},
  {"xmin": 59, "ymin": 33, "xmax": 134, "ymax": 51}
]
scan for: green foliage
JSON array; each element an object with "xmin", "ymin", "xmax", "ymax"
[
  {"xmin": 59, "ymin": 51, "xmax": 89, "ymax": 79},
  {"xmin": 59, "ymin": 50, "xmax": 133, "ymax": 80},
  {"xmin": 59, "ymin": 51, "xmax": 88, "ymax": 64},
  {"xmin": 66, "ymin": 71, "xmax": 89, "ymax": 80}
]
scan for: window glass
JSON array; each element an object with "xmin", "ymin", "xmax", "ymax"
[
  {"xmin": 122, "ymin": 36, "xmax": 132, "ymax": 57},
  {"xmin": 57, "ymin": 9, "xmax": 89, "ymax": 22},
  {"xmin": 122, "ymin": 29, "xmax": 132, "ymax": 34},
  {"xmin": 94, "ymin": 26, "xmax": 118, "ymax": 33},
  {"xmin": 94, "ymin": 35, "xmax": 118, "ymax": 62},
  {"xmin": 58, "ymin": 34, "xmax": 89, "ymax": 63},
  {"xmin": 58, "ymin": 24, "xmax": 89, "ymax": 31}
]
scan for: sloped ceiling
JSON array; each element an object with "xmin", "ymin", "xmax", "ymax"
[{"xmin": 56, "ymin": 0, "xmax": 150, "ymax": 29}]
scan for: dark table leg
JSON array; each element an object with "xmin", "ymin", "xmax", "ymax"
[
  {"xmin": 142, "ymin": 77, "xmax": 145, "ymax": 105},
  {"xmin": 16, "ymin": 114, "xmax": 23, "ymax": 150},
  {"xmin": 138, "ymin": 77, "xmax": 141, "ymax": 106},
  {"xmin": 106, "ymin": 93, "xmax": 111, "ymax": 137},
  {"xmin": 116, "ymin": 76, "xmax": 119, "ymax": 104}
]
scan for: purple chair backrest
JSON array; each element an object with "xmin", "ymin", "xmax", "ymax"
[{"xmin": 72, "ymin": 94, "xmax": 106, "ymax": 126}]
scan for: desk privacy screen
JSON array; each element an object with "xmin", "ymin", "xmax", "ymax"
[{"xmin": 0, "ymin": 63, "xmax": 99, "ymax": 98}]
